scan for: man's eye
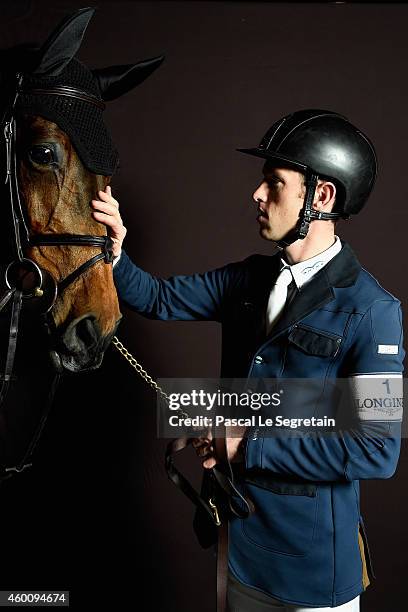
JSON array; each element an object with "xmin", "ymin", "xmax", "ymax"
[{"xmin": 28, "ymin": 145, "xmax": 55, "ymax": 166}]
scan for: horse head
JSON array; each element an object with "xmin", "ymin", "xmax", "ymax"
[{"xmin": 0, "ymin": 7, "xmax": 163, "ymax": 373}]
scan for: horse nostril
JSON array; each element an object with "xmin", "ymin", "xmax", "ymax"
[
  {"xmin": 75, "ymin": 316, "xmax": 98, "ymax": 348},
  {"xmin": 62, "ymin": 315, "xmax": 99, "ymax": 354}
]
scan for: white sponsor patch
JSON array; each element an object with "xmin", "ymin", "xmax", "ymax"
[
  {"xmin": 378, "ymin": 345, "xmax": 398, "ymax": 354},
  {"xmin": 349, "ymin": 374, "xmax": 403, "ymax": 421}
]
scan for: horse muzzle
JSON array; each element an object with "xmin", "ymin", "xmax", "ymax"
[{"xmin": 51, "ymin": 313, "xmax": 121, "ymax": 373}]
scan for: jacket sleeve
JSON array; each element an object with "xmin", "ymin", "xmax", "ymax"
[
  {"xmin": 113, "ymin": 249, "xmax": 246, "ymax": 322},
  {"xmin": 245, "ymin": 299, "xmax": 405, "ymax": 482}
]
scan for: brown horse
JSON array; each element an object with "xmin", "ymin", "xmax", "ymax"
[{"xmin": 0, "ymin": 7, "xmax": 163, "ymax": 476}]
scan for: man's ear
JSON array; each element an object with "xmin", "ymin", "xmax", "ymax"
[
  {"xmin": 92, "ymin": 56, "xmax": 164, "ymax": 101},
  {"xmin": 314, "ymin": 180, "xmax": 337, "ymax": 211},
  {"xmin": 33, "ymin": 7, "xmax": 95, "ymax": 76}
]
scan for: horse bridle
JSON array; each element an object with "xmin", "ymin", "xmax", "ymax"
[
  {"xmin": 0, "ymin": 72, "xmax": 114, "ymax": 477},
  {"xmin": 2, "ymin": 73, "xmax": 113, "ymax": 295}
]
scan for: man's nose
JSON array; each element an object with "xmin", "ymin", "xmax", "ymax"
[{"xmin": 253, "ymin": 181, "xmax": 267, "ymax": 204}]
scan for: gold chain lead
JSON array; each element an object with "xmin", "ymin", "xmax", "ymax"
[{"xmin": 112, "ymin": 335, "xmax": 170, "ymax": 401}]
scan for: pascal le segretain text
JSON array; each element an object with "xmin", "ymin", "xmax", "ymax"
[{"xmin": 168, "ymin": 415, "xmax": 336, "ymax": 429}]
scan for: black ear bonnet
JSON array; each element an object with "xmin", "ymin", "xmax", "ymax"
[
  {"xmin": 15, "ymin": 58, "xmax": 120, "ymax": 175},
  {"xmin": 0, "ymin": 7, "xmax": 164, "ymax": 176}
]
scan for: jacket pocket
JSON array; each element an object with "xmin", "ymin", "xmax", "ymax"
[
  {"xmin": 241, "ymin": 480, "xmax": 319, "ymax": 556},
  {"xmin": 245, "ymin": 470, "xmax": 317, "ymax": 497},
  {"xmin": 288, "ymin": 324, "xmax": 342, "ymax": 357}
]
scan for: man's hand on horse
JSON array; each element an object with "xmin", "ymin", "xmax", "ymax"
[{"xmin": 91, "ymin": 185, "xmax": 127, "ymax": 257}]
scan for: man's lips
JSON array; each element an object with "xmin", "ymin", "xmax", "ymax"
[{"xmin": 257, "ymin": 208, "xmax": 269, "ymax": 223}]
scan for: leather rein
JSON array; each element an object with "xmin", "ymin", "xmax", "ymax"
[{"xmin": 0, "ymin": 73, "xmax": 113, "ymax": 479}]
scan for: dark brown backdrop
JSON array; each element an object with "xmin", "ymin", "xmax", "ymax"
[{"xmin": 0, "ymin": 2, "xmax": 407, "ymax": 610}]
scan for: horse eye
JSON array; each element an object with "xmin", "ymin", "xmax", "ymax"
[{"xmin": 28, "ymin": 145, "xmax": 55, "ymax": 166}]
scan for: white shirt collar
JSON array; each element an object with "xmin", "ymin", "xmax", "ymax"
[{"xmin": 280, "ymin": 236, "xmax": 342, "ymax": 290}]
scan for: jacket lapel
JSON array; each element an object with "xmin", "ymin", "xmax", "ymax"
[{"xmin": 267, "ymin": 272, "xmax": 334, "ymax": 341}]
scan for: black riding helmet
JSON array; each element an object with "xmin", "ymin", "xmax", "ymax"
[{"xmin": 237, "ymin": 109, "xmax": 378, "ymax": 246}]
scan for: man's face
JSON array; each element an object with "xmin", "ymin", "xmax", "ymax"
[{"xmin": 253, "ymin": 164, "xmax": 305, "ymax": 242}]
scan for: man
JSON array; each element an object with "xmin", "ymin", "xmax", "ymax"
[{"xmin": 92, "ymin": 110, "xmax": 404, "ymax": 611}]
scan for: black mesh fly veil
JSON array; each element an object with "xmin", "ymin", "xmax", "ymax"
[{"xmin": 0, "ymin": 54, "xmax": 119, "ymax": 176}]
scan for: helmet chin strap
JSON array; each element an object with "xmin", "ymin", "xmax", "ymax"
[{"xmin": 274, "ymin": 171, "xmax": 343, "ymax": 249}]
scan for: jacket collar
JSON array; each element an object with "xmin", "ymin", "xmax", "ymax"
[
  {"xmin": 322, "ymin": 240, "xmax": 362, "ymax": 288},
  {"xmin": 280, "ymin": 235, "xmax": 342, "ymax": 290}
]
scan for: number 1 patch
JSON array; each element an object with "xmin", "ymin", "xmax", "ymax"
[{"xmin": 349, "ymin": 374, "xmax": 403, "ymax": 421}]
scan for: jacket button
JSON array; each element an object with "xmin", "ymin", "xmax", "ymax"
[{"xmin": 254, "ymin": 355, "xmax": 263, "ymax": 364}]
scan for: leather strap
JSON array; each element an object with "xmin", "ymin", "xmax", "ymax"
[
  {"xmin": 5, "ymin": 118, "xmax": 29, "ymax": 258},
  {"xmin": 7, "ymin": 372, "xmax": 61, "ymax": 476},
  {"xmin": 19, "ymin": 85, "xmax": 106, "ymax": 111},
  {"xmin": 165, "ymin": 435, "xmax": 230, "ymax": 612},
  {"xmin": 58, "ymin": 252, "xmax": 106, "ymax": 293},
  {"xmin": 30, "ymin": 234, "xmax": 114, "ymax": 292},
  {"xmin": 213, "ymin": 432, "xmax": 254, "ymax": 612},
  {"xmin": 30, "ymin": 234, "xmax": 113, "ymax": 250},
  {"xmin": 165, "ymin": 435, "xmax": 254, "ymax": 525},
  {"xmin": 0, "ymin": 371, "xmax": 61, "ymax": 480},
  {"xmin": 165, "ymin": 436, "xmax": 220, "ymax": 524},
  {"xmin": 214, "ymin": 434, "xmax": 230, "ymax": 612},
  {"xmin": 165, "ymin": 424, "xmax": 254, "ymax": 612},
  {"xmin": 217, "ymin": 520, "xmax": 229, "ymax": 612},
  {"xmin": 0, "ymin": 288, "xmax": 14, "ymax": 313},
  {"xmin": 297, "ymin": 172, "xmax": 319, "ymax": 240},
  {"xmin": 0, "ymin": 289, "xmax": 22, "ymax": 406}
]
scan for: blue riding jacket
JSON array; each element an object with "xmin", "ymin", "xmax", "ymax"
[{"xmin": 113, "ymin": 241, "xmax": 404, "ymax": 608}]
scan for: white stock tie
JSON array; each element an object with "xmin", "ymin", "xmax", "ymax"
[{"xmin": 266, "ymin": 267, "xmax": 293, "ymax": 335}]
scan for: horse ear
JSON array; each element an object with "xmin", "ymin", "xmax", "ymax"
[
  {"xmin": 33, "ymin": 7, "xmax": 95, "ymax": 76},
  {"xmin": 92, "ymin": 56, "xmax": 164, "ymax": 101}
]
